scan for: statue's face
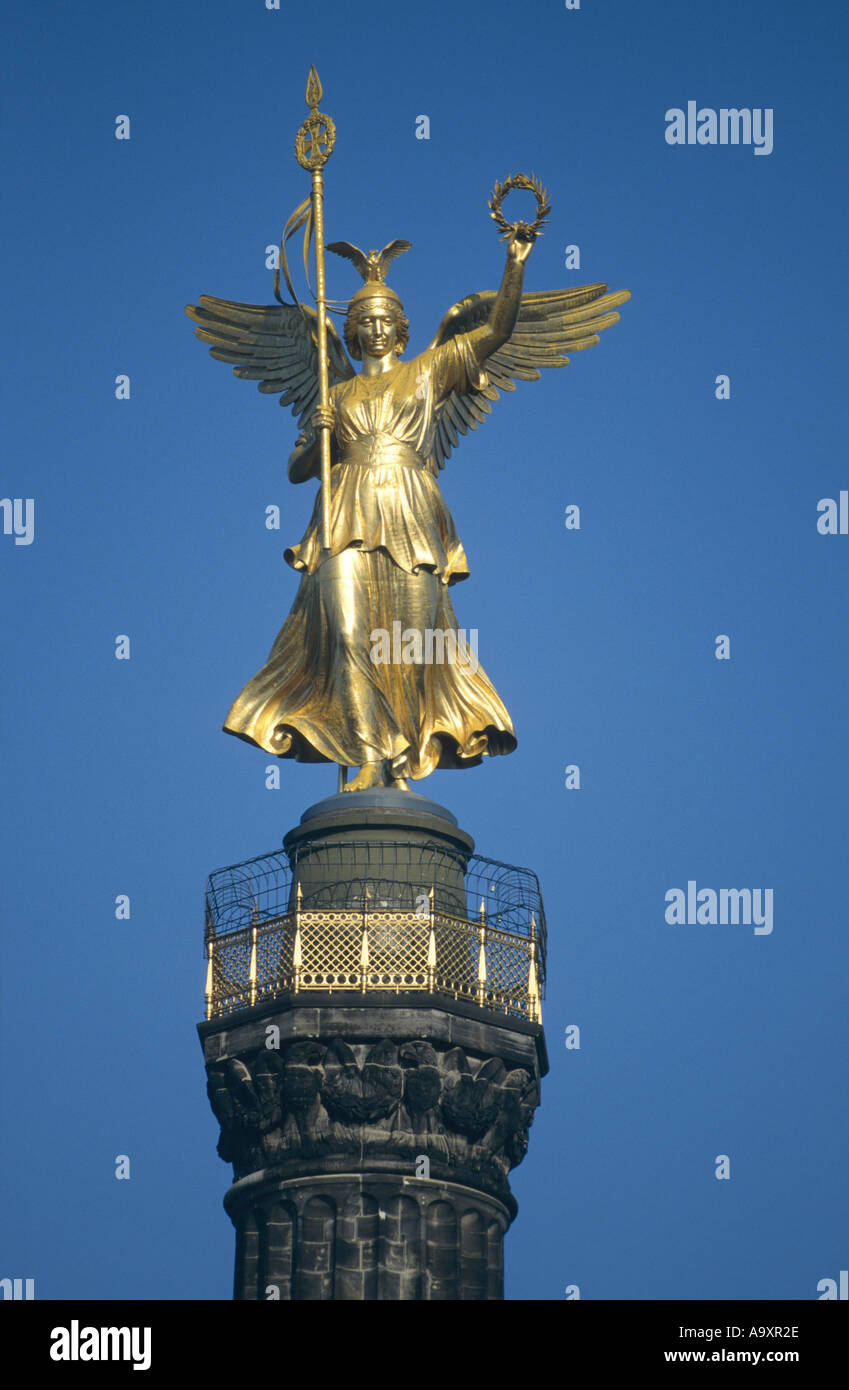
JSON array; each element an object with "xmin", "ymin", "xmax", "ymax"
[{"xmin": 355, "ymin": 303, "xmax": 398, "ymax": 359}]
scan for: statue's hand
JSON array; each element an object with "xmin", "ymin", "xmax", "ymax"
[
  {"xmin": 507, "ymin": 229, "xmax": 535, "ymax": 266},
  {"xmin": 312, "ymin": 405, "xmax": 336, "ymax": 433}
]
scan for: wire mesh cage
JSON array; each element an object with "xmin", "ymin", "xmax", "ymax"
[{"xmin": 203, "ymin": 838, "xmax": 546, "ymax": 1022}]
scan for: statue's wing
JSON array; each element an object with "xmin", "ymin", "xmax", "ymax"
[
  {"xmin": 185, "ymin": 297, "xmax": 355, "ymax": 427},
  {"xmin": 426, "ymin": 283, "xmax": 630, "ymax": 472}
]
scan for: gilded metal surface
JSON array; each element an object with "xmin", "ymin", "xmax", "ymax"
[
  {"xmin": 186, "ymin": 74, "xmax": 630, "ymax": 791},
  {"xmin": 488, "ymin": 172, "xmax": 550, "ymax": 240},
  {"xmin": 204, "ymin": 903, "xmax": 542, "ymax": 1024},
  {"xmin": 294, "ymin": 68, "xmax": 335, "ymax": 549}
]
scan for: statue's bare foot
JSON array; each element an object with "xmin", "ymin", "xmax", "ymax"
[{"xmin": 344, "ymin": 762, "xmax": 384, "ymax": 792}]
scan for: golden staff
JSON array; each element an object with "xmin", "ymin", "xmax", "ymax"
[{"xmin": 295, "ymin": 66, "xmax": 336, "ymax": 550}]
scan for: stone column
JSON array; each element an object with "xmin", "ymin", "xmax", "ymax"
[
  {"xmin": 200, "ymin": 791, "xmax": 547, "ymax": 1300},
  {"xmin": 200, "ymin": 996, "xmax": 546, "ymax": 1300}
]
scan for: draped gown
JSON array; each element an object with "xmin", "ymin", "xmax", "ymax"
[{"xmin": 223, "ymin": 331, "xmax": 517, "ymax": 779}]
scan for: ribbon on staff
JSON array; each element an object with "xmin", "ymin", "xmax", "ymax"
[
  {"xmin": 274, "ymin": 195, "xmax": 314, "ymax": 308},
  {"xmin": 274, "ymin": 195, "xmax": 347, "ymax": 314}
]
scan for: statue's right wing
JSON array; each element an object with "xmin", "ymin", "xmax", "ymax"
[{"xmin": 185, "ymin": 297, "xmax": 355, "ymax": 427}]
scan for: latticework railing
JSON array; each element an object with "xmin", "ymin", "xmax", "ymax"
[
  {"xmin": 205, "ymin": 896, "xmax": 542, "ymax": 1023},
  {"xmin": 204, "ymin": 841, "xmax": 546, "ymax": 1025}
]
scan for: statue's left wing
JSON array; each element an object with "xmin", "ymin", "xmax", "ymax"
[
  {"xmin": 185, "ymin": 297, "xmax": 354, "ymax": 427},
  {"xmin": 426, "ymin": 283, "xmax": 630, "ymax": 473}
]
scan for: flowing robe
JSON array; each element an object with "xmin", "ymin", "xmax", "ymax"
[{"xmin": 223, "ymin": 333, "xmax": 517, "ymax": 778}]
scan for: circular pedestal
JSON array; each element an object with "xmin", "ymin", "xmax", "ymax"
[{"xmin": 283, "ymin": 789, "xmax": 474, "ymax": 916}]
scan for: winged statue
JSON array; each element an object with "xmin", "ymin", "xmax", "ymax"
[{"xmin": 186, "ymin": 219, "xmax": 629, "ymax": 791}]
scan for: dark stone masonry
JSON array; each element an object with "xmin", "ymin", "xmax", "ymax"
[{"xmin": 199, "ymin": 792, "xmax": 547, "ymax": 1300}]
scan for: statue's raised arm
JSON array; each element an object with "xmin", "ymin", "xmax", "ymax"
[{"xmin": 425, "ymin": 238, "xmax": 629, "ymax": 473}]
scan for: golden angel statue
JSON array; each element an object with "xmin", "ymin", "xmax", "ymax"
[{"xmin": 187, "ymin": 182, "xmax": 628, "ymax": 792}]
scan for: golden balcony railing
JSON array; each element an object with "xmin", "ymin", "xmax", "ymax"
[{"xmin": 204, "ymin": 889, "xmax": 542, "ymax": 1025}]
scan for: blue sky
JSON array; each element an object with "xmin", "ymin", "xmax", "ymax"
[{"xmin": 2, "ymin": 0, "xmax": 847, "ymax": 1299}]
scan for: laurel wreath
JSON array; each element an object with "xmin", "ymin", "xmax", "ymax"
[
  {"xmin": 489, "ymin": 173, "xmax": 551, "ymax": 240},
  {"xmin": 294, "ymin": 111, "xmax": 336, "ymax": 171}
]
